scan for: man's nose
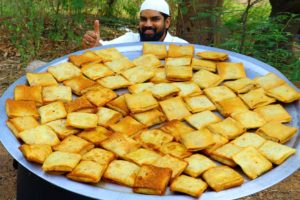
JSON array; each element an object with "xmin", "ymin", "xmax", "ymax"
[{"xmin": 145, "ymin": 19, "xmax": 153, "ymax": 27}]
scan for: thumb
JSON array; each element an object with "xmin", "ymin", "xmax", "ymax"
[{"xmin": 94, "ymin": 20, "xmax": 100, "ymax": 38}]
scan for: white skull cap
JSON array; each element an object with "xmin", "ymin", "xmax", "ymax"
[{"xmin": 140, "ymin": 0, "xmax": 170, "ymax": 16}]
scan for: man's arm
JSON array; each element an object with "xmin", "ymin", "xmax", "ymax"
[{"xmin": 82, "ymin": 20, "xmax": 101, "ymax": 49}]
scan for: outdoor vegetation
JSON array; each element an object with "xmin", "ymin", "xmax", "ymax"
[{"xmin": 0, "ymin": 0, "xmax": 299, "ymax": 81}]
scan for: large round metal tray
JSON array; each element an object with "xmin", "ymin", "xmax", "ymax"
[{"xmin": 0, "ymin": 42, "xmax": 299, "ymax": 200}]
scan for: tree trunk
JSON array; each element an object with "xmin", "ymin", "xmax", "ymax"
[
  {"xmin": 269, "ymin": 0, "xmax": 300, "ymax": 36},
  {"xmin": 176, "ymin": 0, "xmax": 224, "ymax": 45}
]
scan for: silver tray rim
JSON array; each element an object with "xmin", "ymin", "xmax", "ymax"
[{"xmin": 0, "ymin": 42, "xmax": 299, "ymax": 200}]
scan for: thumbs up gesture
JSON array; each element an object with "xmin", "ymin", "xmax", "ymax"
[{"xmin": 82, "ymin": 20, "xmax": 101, "ymax": 49}]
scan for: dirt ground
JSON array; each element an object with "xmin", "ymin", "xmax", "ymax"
[{"xmin": 1, "ymin": 25, "xmax": 300, "ymax": 200}]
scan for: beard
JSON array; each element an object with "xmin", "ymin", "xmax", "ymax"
[{"xmin": 138, "ymin": 26, "xmax": 167, "ymax": 41}]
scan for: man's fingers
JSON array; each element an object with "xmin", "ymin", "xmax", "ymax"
[
  {"xmin": 94, "ymin": 20, "xmax": 100, "ymax": 36},
  {"xmin": 86, "ymin": 31, "xmax": 97, "ymax": 39},
  {"xmin": 85, "ymin": 34, "xmax": 97, "ymax": 43}
]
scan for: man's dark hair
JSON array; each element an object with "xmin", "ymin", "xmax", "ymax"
[{"xmin": 160, "ymin": 12, "xmax": 170, "ymax": 20}]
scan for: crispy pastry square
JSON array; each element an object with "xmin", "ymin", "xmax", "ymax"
[
  {"xmin": 148, "ymin": 83, "xmax": 180, "ymax": 100},
  {"xmin": 46, "ymin": 119, "xmax": 79, "ymax": 139},
  {"xmin": 128, "ymin": 82, "xmax": 154, "ymax": 94},
  {"xmin": 109, "ymin": 116, "xmax": 146, "ymax": 136},
  {"xmin": 266, "ymin": 84, "xmax": 300, "ymax": 103},
  {"xmin": 254, "ymin": 104, "xmax": 292, "ymax": 123},
  {"xmin": 81, "ymin": 62, "xmax": 114, "ymax": 80},
  {"xmin": 19, "ymin": 144, "xmax": 52, "ymax": 164},
  {"xmin": 204, "ymin": 85, "xmax": 236, "ymax": 103},
  {"xmin": 136, "ymin": 129, "xmax": 174, "ymax": 150},
  {"xmin": 79, "ymin": 84, "xmax": 104, "ymax": 94},
  {"xmin": 185, "ymin": 110, "xmax": 222, "ymax": 130},
  {"xmin": 143, "ymin": 43, "xmax": 167, "ymax": 59},
  {"xmin": 191, "ymin": 58, "xmax": 217, "ymax": 72},
  {"xmin": 133, "ymin": 164, "xmax": 172, "ymax": 195},
  {"xmin": 42, "ymin": 85, "xmax": 72, "ymax": 103},
  {"xmin": 124, "ymin": 92, "xmax": 158, "ymax": 113},
  {"xmin": 215, "ymin": 97, "xmax": 249, "ymax": 117},
  {"xmin": 231, "ymin": 110, "xmax": 266, "ymax": 129},
  {"xmin": 82, "ymin": 148, "xmax": 115, "ymax": 165},
  {"xmin": 104, "ymin": 57, "xmax": 135, "ymax": 73},
  {"xmin": 192, "ymin": 70, "xmax": 223, "ymax": 89},
  {"xmin": 150, "ymin": 67, "xmax": 170, "ymax": 83},
  {"xmin": 121, "ymin": 66, "xmax": 154, "ymax": 84},
  {"xmin": 69, "ymin": 51, "xmax": 100, "ymax": 66},
  {"xmin": 232, "ymin": 147, "xmax": 272, "ymax": 179},
  {"xmin": 100, "ymin": 132, "xmax": 140, "ymax": 158},
  {"xmin": 26, "ymin": 72, "xmax": 58, "ymax": 87},
  {"xmin": 231, "ymin": 132, "xmax": 266, "ymax": 148},
  {"xmin": 132, "ymin": 109, "xmax": 166, "ymax": 127},
  {"xmin": 67, "ymin": 160, "xmax": 106, "ymax": 183},
  {"xmin": 96, "ymin": 107, "xmax": 122, "ymax": 127},
  {"xmin": 160, "ymin": 142, "xmax": 192, "ymax": 159},
  {"xmin": 85, "ymin": 87, "xmax": 117, "ymax": 107},
  {"xmin": 217, "ymin": 62, "xmax": 246, "ymax": 80},
  {"xmin": 65, "ymin": 96, "xmax": 95, "ymax": 113},
  {"xmin": 38, "ymin": 101, "xmax": 67, "ymax": 124},
  {"xmin": 133, "ymin": 54, "xmax": 162, "ymax": 68},
  {"xmin": 78, "ymin": 126, "xmax": 112, "ymax": 146},
  {"xmin": 7, "ymin": 116, "xmax": 39, "ymax": 138},
  {"xmin": 224, "ymin": 78, "xmax": 254, "ymax": 94},
  {"xmin": 103, "ymin": 160, "xmax": 140, "ymax": 187},
  {"xmin": 202, "ymin": 166, "xmax": 243, "ymax": 192},
  {"xmin": 253, "ymin": 72, "xmax": 285, "ymax": 90},
  {"xmin": 256, "ymin": 121, "xmax": 297, "ymax": 144},
  {"xmin": 42, "ymin": 151, "xmax": 81, "ymax": 172},
  {"xmin": 93, "ymin": 48, "xmax": 124, "ymax": 61},
  {"xmin": 170, "ymin": 175, "xmax": 208, "ymax": 198},
  {"xmin": 160, "ymin": 120, "xmax": 195, "ymax": 142},
  {"xmin": 172, "ymin": 82, "xmax": 202, "ymax": 97},
  {"xmin": 14, "ymin": 85, "xmax": 43, "ymax": 105},
  {"xmin": 239, "ymin": 88, "xmax": 276, "ymax": 109},
  {"xmin": 210, "ymin": 142, "xmax": 243, "ymax": 167},
  {"xmin": 196, "ymin": 51, "xmax": 228, "ymax": 61},
  {"xmin": 202, "ymin": 132, "xmax": 229, "ymax": 155},
  {"xmin": 180, "ymin": 129, "xmax": 215, "ymax": 151},
  {"xmin": 184, "ymin": 154, "xmax": 217, "ymax": 177},
  {"xmin": 106, "ymin": 95, "xmax": 129, "ymax": 116},
  {"xmin": 207, "ymin": 117, "xmax": 245, "ymax": 140},
  {"xmin": 124, "ymin": 148, "xmax": 162, "ymax": 166},
  {"xmin": 48, "ymin": 62, "xmax": 81, "ymax": 82},
  {"xmin": 165, "ymin": 65, "xmax": 193, "ymax": 82},
  {"xmin": 159, "ymin": 97, "xmax": 191, "ymax": 121},
  {"xmin": 63, "ymin": 75, "xmax": 96, "ymax": 95},
  {"xmin": 66, "ymin": 112, "xmax": 98, "ymax": 129},
  {"xmin": 168, "ymin": 44, "xmax": 194, "ymax": 58},
  {"xmin": 6, "ymin": 99, "xmax": 39, "ymax": 119},
  {"xmin": 165, "ymin": 57, "xmax": 191, "ymax": 66},
  {"xmin": 19, "ymin": 125, "xmax": 60, "ymax": 146},
  {"xmin": 97, "ymin": 75, "xmax": 131, "ymax": 90},
  {"xmin": 184, "ymin": 95, "xmax": 216, "ymax": 113},
  {"xmin": 53, "ymin": 135, "xmax": 94, "ymax": 155},
  {"xmin": 153, "ymin": 154, "xmax": 188, "ymax": 180},
  {"xmin": 258, "ymin": 140, "xmax": 296, "ymax": 165}
]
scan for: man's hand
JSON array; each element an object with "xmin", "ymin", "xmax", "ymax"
[{"xmin": 82, "ymin": 20, "xmax": 101, "ymax": 49}]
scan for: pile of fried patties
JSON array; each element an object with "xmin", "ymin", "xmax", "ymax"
[{"xmin": 5, "ymin": 43, "xmax": 300, "ymax": 198}]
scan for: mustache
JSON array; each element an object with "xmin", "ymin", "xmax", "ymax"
[{"xmin": 141, "ymin": 27, "xmax": 157, "ymax": 33}]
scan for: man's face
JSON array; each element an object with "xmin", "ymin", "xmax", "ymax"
[{"xmin": 138, "ymin": 10, "xmax": 170, "ymax": 41}]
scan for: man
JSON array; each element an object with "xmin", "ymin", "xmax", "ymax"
[{"xmin": 82, "ymin": 0, "xmax": 188, "ymax": 49}]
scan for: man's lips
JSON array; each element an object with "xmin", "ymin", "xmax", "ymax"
[{"xmin": 144, "ymin": 30, "xmax": 155, "ymax": 34}]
